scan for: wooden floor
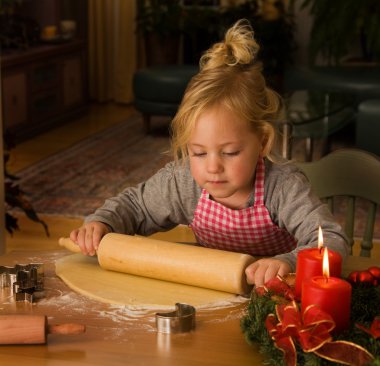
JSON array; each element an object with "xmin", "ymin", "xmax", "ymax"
[
  {"xmin": 7, "ymin": 103, "xmax": 136, "ymax": 174},
  {"xmin": 5, "ymin": 102, "xmax": 194, "ymax": 253}
]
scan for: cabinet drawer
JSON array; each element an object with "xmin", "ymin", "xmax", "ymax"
[
  {"xmin": 63, "ymin": 57, "xmax": 83, "ymax": 107},
  {"xmin": 2, "ymin": 72, "xmax": 28, "ymax": 128},
  {"xmin": 1, "ymin": 39, "xmax": 88, "ymax": 142},
  {"xmin": 30, "ymin": 89, "xmax": 61, "ymax": 120},
  {"xmin": 30, "ymin": 62, "xmax": 60, "ymax": 92}
]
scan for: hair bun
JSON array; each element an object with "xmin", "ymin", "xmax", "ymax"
[{"xmin": 200, "ymin": 19, "xmax": 259, "ymax": 70}]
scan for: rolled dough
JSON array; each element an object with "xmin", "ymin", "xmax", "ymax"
[{"xmin": 56, "ymin": 254, "xmax": 247, "ymax": 309}]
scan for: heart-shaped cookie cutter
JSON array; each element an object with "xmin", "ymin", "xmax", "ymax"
[{"xmin": 156, "ymin": 303, "xmax": 196, "ymax": 334}]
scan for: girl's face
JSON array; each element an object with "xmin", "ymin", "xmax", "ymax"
[{"xmin": 188, "ymin": 104, "xmax": 264, "ymax": 209}]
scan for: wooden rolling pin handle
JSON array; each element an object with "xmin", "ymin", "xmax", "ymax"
[
  {"xmin": 48, "ymin": 323, "xmax": 86, "ymax": 335},
  {"xmin": 59, "ymin": 237, "xmax": 82, "ymax": 253},
  {"xmin": 0, "ymin": 315, "xmax": 85, "ymax": 345}
]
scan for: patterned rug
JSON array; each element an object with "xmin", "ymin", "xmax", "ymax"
[
  {"xmin": 17, "ymin": 114, "xmax": 172, "ymax": 217},
  {"xmin": 15, "ymin": 116, "xmax": 379, "ymax": 240}
]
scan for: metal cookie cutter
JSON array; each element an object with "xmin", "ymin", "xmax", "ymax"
[
  {"xmin": 156, "ymin": 303, "xmax": 196, "ymax": 334},
  {"xmin": 0, "ymin": 263, "xmax": 44, "ymax": 303}
]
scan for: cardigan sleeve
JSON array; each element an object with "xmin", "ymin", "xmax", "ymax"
[
  {"xmin": 85, "ymin": 161, "xmax": 201, "ymax": 236},
  {"xmin": 264, "ymin": 161, "xmax": 350, "ymax": 271}
]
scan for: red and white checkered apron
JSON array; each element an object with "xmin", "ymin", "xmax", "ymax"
[{"xmin": 190, "ymin": 158, "xmax": 297, "ymax": 256}]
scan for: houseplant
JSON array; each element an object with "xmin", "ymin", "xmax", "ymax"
[
  {"xmin": 292, "ymin": 0, "xmax": 380, "ymax": 65},
  {"xmin": 220, "ymin": 0, "xmax": 296, "ymax": 91},
  {"xmin": 135, "ymin": 0, "xmax": 296, "ymax": 91},
  {"xmin": 1, "ymin": 0, "xmax": 47, "ymax": 235},
  {"xmin": 184, "ymin": 1, "xmax": 296, "ymax": 92},
  {"xmin": 181, "ymin": 3, "xmax": 221, "ymax": 65},
  {"xmin": 135, "ymin": 0, "xmax": 183, "ymax": 65},
  {"xmin": 3, "ymin": 134, "xmax": 49, "ymax": 236}
]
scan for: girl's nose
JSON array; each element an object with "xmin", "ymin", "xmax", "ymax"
[{"xmin": 206, "ymin": 154, "xmax": 223, "ymax": 173}]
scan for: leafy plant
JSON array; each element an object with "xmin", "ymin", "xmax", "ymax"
[
  {"xmin": 3, "ymin": 133, "xmax": 49, "ymax": 236},
  {"xmin": 221, "ymin": 0, "xmax": 296, "ymax": 90},
  {"xmin": 135, "ymin": 0, "xmax": 184, "ymax": 65},
  {"xmin": 135, "ymin": 0, "xmax": 296, "ymax": 89},
  {"xmin": 135, "ymin": 0, "xmax": 183, "ymax": 37},
  {"xmin": 292, "ymin": 0, "xmax": 380, "ymax": 65},
  {"xmin": 181, "ymin": 3, "xmax": 221, "ymax": 64},
  {"xmin": 182, "ymin": 1, "xmax": 296, "ymax": 90}
]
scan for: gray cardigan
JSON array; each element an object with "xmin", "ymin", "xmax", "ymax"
[{"xmin": 86, "ymin": 159, "xmax": 349, "ymax": 271}]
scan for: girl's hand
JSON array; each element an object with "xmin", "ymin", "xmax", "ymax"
[
  {"xmin": 69, "ymin": 221, "xmax": 111, "ymax": 256},
  {"xmin": 245, "ymin": 258, "xmax": 291, "ymax": 287}
]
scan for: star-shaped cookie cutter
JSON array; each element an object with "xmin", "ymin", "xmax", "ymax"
[
  {"xmin": 156, "ymin": 303, "xmax": 196, "ymax": 334},
  {"xmin": 0, "ymin": 263, "xmax": 44, "ymax": 302}
]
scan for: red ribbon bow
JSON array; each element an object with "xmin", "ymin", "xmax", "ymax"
[
  {"xmin": 256, "ymin": 275, "xmax": 295, "ymax": 301},
  {"xmin": 356, "ymin": 317, "xmax": 380, "ymax": 339},
  {"xmin": 265, "ymin": 302, "xmax": 374, "ymax": 366}
]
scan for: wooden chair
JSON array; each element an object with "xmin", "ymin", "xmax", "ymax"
[{"xmin": 296, "ymin": 149, "xmax": 380, "ymax": 257}]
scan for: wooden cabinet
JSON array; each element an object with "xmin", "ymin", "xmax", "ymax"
[
  {"xmin": 2, "ymin": 72, "xmax": 28, "ymax": 128},
  {"xmin": 63, "ymin": 57, "xmax": 83, "ymax": 107},
  {"xmin": 1, "ymin": 39, "xmax": 88, "ymax": 142}
]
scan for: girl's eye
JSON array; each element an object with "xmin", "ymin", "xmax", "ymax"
[
  {"xmin": 223, "ymin": 151, "xmax": 240, "ymax": 156},
  {"xmin": 192, "ymin": 152, "xmax": 206, "ymax": 157}
]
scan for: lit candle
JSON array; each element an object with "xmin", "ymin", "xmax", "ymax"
[
  {"xmin": 301, "ymin": 248, "xmax": 352, "ymax": 334},
  {"xmin": 295, "ymin": 227, "xmax": 342, "ymax": 299}
]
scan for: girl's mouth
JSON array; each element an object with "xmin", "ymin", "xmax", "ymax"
[{"xmin": 207, "ymin": 180, "xmax": 227, "ymax": 185}]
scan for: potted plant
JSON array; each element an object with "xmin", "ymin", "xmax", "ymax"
[
  {"xmin": 292, "ymin": 0, "xmax": 380, "ymax": 65},
  {"xmin": 181, "ymin": 3, "xmax": 221, "ymax": 65},
  {"xmin": 3, "ymin": 134, "xmax": 49, "ymax": 235},
  {"xmin": 220, "ymin": 0, "xmax": 296, "ymax": 92},
  {"xmin": 136, "ymin": 0, "xmax": 183, "ymax": 65},
  {"xmin": 135, "ymin": 0, "xmax": 296, "ymax": 89}
]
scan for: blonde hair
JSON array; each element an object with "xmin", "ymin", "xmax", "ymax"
[{"xmin": 171, "ymin": 19, "xmax": 283, "ymax": 163}]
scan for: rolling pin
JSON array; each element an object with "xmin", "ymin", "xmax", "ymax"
[
  {"xmin": 0, "ymin": 315, "xmax": 85, "ymax": 344},
  {"xmin": 59, "ymin": 233, "xmax": 256, "ymax": 295}
]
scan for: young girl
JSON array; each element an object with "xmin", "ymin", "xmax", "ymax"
[{"xmin": 70, "ymin": 20, "xmax": 349, "ymax": 287}]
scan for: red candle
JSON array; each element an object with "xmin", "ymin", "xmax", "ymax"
[
  {"xmin": 301, "ymin": 249, "xmax": 351, "ymax": 334},
  {"xmin": 295, "ymin": 227, "xmax": 342, "ymax": 299}
]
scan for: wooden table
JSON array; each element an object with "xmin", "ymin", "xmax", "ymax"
[{"xmin": 0, "ymin": 251, "xmax": 377, "ymax": 366}]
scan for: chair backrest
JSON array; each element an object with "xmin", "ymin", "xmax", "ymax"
[{"xmin": 296, "ymin": 149, "xmax": 380, "ymax": 257}]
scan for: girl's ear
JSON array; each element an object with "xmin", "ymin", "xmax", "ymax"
[{"xmin": 260, "ymin": 134, "xmax": 270, "ymax": 157}]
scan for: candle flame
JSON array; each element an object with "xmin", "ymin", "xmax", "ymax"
[
  {"xmin": 318, "ymin": 226, "xmax": 324, "ymax": 250},
  {"xmin": 323, "ymin": 247, "xmax": 330, "ymax": 279}
]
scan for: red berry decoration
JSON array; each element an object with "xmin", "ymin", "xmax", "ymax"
[
  {"xmin": 358, "ymin": 270, "xmax": 376, "ymax": 286},
  {"xmin": 347, "ymin": 267, "xmax": 380, "ymax": 286},
  {"xmin": 347, "ymin": 271, "xmax": 360, "ymax": 285},
  {"xmin": 367, "ymin": 266, "xmax": 380, "ymax": 280}
]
